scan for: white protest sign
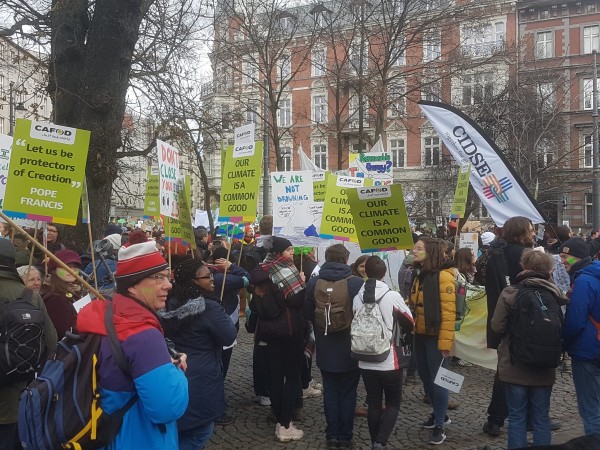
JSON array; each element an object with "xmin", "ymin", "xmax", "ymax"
[
  {"xmin": 434, "ymin": 363, "xmax": 465, "ymax": 394},
  {"xmin": 157, "ymin": 139, "xmax": 180, "ymax": 219},
  {"xmin": 0, "ymin": 133, "xmax": 12, "ymax": 210},
  {"xmin": 233, "ymin": 123, "xmax": 256, "ymax": 158},
  {"xmin": 194, "ymin": 209, "xmax": 210, "ymax": 228},
  {"xmin": 459, "ymin": 232, "xmax": 479, "ymax": 255},
  {"xmin": 73, "ymin": 294, "xmax": 92, "ymax": 313},
  {"xmin": 272, "ymin": 170, "xmax": 314, "ymax": 236}
]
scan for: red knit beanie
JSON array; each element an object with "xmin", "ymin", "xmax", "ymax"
[{"xmin": 116, "ymin": 230, "xmax": 169, "ymax": 292}]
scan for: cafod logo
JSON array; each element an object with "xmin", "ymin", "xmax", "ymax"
[
  {"xmin": 30, "ymin": 121, "xmax": 76, "ymax": 145},
  {"xmin": 482, "ymin": 174, "xmax": 513, "ymax": 203}
]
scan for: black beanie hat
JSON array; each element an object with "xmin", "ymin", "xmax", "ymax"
[
  {"xmin": 272, "ymin": 237, "xmax": 293, "ymax": 255},
  {"xmin": 0, "ymin": 239, "xmax": 16, "ymax": 270},
  {"xmin": 105, "ymin": 223, "xmax": 123, "ymax": 236},
  {"xmin": 559, "ymin": 237, "xmax": 589, "ymax": 260}
]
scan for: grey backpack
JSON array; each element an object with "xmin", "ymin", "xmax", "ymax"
[{"xmin": 350, "ymin": 290, "xmax": 391, "ymax": 362}]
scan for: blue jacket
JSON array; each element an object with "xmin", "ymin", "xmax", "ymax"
[
  {"xmin": 210, "ymin": 264, "xmax": 249, "ymax": 325},
  {"xmin": 304, "ymin": 262, "xmax": 364, "ymax": 373},
  {"xmin": 564, "ymin": 260, "xmax": 600, "ymax": 362},
  {"xmin": 77, "ymin": 296, "xmax": 188, "ymax": 450},
  {"xmin": 158, "ymin": 297, "xmax": 237, "ymax": 430}
]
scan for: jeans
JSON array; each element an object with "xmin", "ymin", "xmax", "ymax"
[
  {"xmin": 0, "ymin": 423, "xmax": 18, "ymax": 450},
  {"xmin": 414, "ymin": 334, "xmax": 448, "ymax": 428},
  {"xmin": 179, "ymin": 422, "xmax": 215, "ymax": 450},
  {"xmin": 572, "ymin": 358, "xmax": 600, "ymax": 435},
  {"xmin": 266, "ymin": 336, "xmax": 304, "ymax": 428},
  {"xmin": 361, "ymin": 369, "xmax": 403, "ymax": 445},
  {"xmin": 321, "ymin": 369, "xmax": 361, "ymax": 442},
  {"xmin": 253, "ymin": 342, "xmax": 270, "ymax": 397},
  {"xmin": 487, "ymin": 370, "xmax": 508, "ymax": 426},
  {"xmin": 505, "ymin": 383, "xmax": 552, "ymax": 449}
]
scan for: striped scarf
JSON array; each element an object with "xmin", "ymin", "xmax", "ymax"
[{"xmin": 262, "ymin": 253, "xmax": 305, "ymax": 299}]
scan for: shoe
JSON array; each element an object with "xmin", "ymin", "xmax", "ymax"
[
  {"xmin": 338, "ymin": 440, "xmax": 352, "ymax": 448},
  {"xmin": 215, "ymin": 413, "xmax": 234, "ymax": 426},
  {"xmin": 447, "ymin": 399, "xmax": 459, "ymax": 410},
  {"xmin": 302, "ymin": 385, "xmax": 322, "ymax": 398},
  {"xmin": 276, "ymin": 422, "xmax": 304, "ymax": 442},
  {"xmin": 310, "ymin": 380, "xmax": 323, "ymax": 390},
  {"xmin": 293, "ymin": 407, "xmax": 304, "ymax": 422},
  {"xmin": 372, "ymin": 443, "xmax": 387, "ymax": 449},
  {"xmin": 429, "ymin": 426, "xmax": 446, "ymax": 445},
  {"xmin": 526, "ymin": 419, "xmax": 562, "ymax": 432},
  {"xmin": 482, "ymin": 421, "xmax": 501, "ymax": 437},
  {"xmin": 257, "ymin": 395, "xmax": 271, "ymax": 406},
  {"xmin": 422, "ymin": 413, "xmax": 451, "ymax": 429},
  {"xmin": 457, "ymin": 358, "xmax": 473, "ymax": 366},
  {"xmin": 355, "ymin": 406, "xmax": 368, "ymax": 417}
]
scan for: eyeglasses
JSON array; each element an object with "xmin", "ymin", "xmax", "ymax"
[
  {"xmin": 47, "ymin": 229, "xmax": 58, "ymax": 234},
  {"xmin": 195, "ymin": 274, "xmax": 214, "ymax": 281},
  {"xmin": 147, "ymin": 274, "xmax": 171, "ymax": 284}
]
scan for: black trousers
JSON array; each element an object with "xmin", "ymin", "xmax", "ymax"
[
  {"xmin": 361, "ymin": 369, "xmax": 403, "ymax": 445},
  {"xmin": 487, "ymin": 370, "xmax": 508, "ymax": 426}
]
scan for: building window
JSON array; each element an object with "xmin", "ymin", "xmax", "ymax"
[
  {"xmin": 313, "ymin": 94, "xmax": 327, "ymax": 123},
  {"xmin": 242, "ymin": 57, "xmax": 258, "ymax": 85},
  {"xmin": 279, "ymin": 16, "xmax": 292, "ymax": 35},
  {"xmin": 584, "ymin": 134, "xmax": 593, "ymax": 167},
  {"xmin": 583, "ymin": 78, "xmax": 600, "ymax": 110},
  {"xmin": 462, "ymin": 21, "xmax": 506, "ymax": 57},
  {"xmin": 349, "ymin": 93, "xmax": 369, "ymax": 125},
  {"xmin": 278, "ymin": 97, "xmax": 291, "ymax": 127},
  {"xmin": 313, "ymin": 143, "xmax": 327, "ymax": 170},
  {"xmin": 389, "ymin": 138, "xmax": 405, "ymax": 168},
  {"xmin": 584, "ymin": 25, "xmax": 600, "ymax": 54},
  {"xmin": 462, "ymin": 73, "xmax": 494, "ymax": 105},
  {"xmin": 540, "ymin": 10, "xmax": 550, "ymax": 19},
  {"xmin": 245, "ymin": 102, "xmax": 259, "ymax": 124},
  {"xmin": 423, "ymin": 136, "xmax": 440, "ymax": 166},
  {"xmin": 422, "ymin": 80, "xmax": 441, "ymax": 102},
  {"xmin": 586, "ymin": 193, "xmax": 594, "ymax": 224},
  {"xmin": 425, "ymin": 191, "xmax": 440, "ymax": 218},
  {"xmin": 537, "ymin": 82, "xmax": 556, "ymax": 109},
  {"xmin": 535, "ymin": 31, "xmax": 553, "ymax": 59},
  {"xmin": 537, "ymin": 139, "xmax": 554, "ymax": 167},
  {"xmin": 387, "ymin": 80, "xmax": 405, "ymax": 117},
  {"xmin": 352, "ymin": 142, "xmax": 367, "ymax": 153},
  {"xmin": 392, "ymin": 48, "xmax": 406, "ymax": 66},
  {"xmin": 423, "ymin": 32, "xmax": 441, "ymax": 62},
  {"xmin": 588, "ymin": 3, "xmax": 597, "ymax": 13},
  {"xmin": 312, "ymin": 47, "xmax": 326, "ymax": 76},
  {"xmin": 0, "ymin": 118, "xmax": 4, "ymax": 135},
  {"xmin": 281, "ymin": 146, "xmax": 292, "ymax": 171},
  {"xmin": 279, "ymin": 53, "xmax": 291, "ymax": 82},
  {"xmin": 350, "ymin": 38, "xmax": 368, "ymax": 74}
]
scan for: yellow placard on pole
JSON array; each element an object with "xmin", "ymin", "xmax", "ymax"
[
  {"xmin": 450, "ymin": 163, "xmax": 471, "ymax": 219},
  {"xmin": 320, "ymin": 175, "xmax": 369, "ymax": 242}
]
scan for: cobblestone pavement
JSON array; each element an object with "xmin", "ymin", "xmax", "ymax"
[{"xmin": 207, "ymin": 319, "xmax": 583, "ymax": 450}]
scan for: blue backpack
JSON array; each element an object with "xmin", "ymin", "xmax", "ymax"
[{"xmin": 18, "ymin": 301, "xmax": 137, "ymax": 450}]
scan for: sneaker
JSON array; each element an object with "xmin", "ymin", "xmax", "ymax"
[
  {"xmin": 429, "ymin": 426, "xmax": 446, "ymax": 445},
  {"xmin": 338, "ymin": 440, "xmax": 352, "ymax": 448},
  {"xmin": 310, "ymin": 380, "xmax": 323, "ymax": 390},
  {"xmin": 302, "ymin": 385, "xmax": 322, "ymax": 398},
  {"xmin": 276, "ymin": 422, "xmax": 304, "ymax": 442},
  {"xmin": 372, "ymin": 442, "xmax": 387, "ymax": 449},
  {"xmin": 326, "ymin": 439, "xmax": 338, "ymax": 449},
  {"xmin": 423, "ymin": 414, "xmax": 451, "ymax": 429},
  {"xmin": 257, "ymin": 395, "xmax": 271, "ymax": 406},
  {"xmin": 214, "ymin": 413, "xmax": 234, "ymax": 426},
  {"xmin": 482, "ymin": 421, "xmax": 501, "ymax": 437}
]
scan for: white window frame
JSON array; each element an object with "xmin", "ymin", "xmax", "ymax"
[
  {"xmin": 348, "ymin": 93, "xmax": 369, "ymax": 124},
  {"xmin": 462, "ymin": 21, "xmax": 506, "ymax": 57},
  {"xmin": 242, "ymin": 57, "xmax": 258, "ymax": 85},
  {"xmin": 279, "ymin": 53, "xmax": 291, "ymax": 82},
  {"xmin": 312, "ymin": 47, "xmax": 326, "ymax": 76},
  {"xmin": 535, "ymin": 31, "xmax": 554, "ymax": 59},
  {"xmin": 423, "ymin": 32, "xmax": 441, "ymax": 62},
  {"xmin": 280, "ymin": 145, "xmax": 293, "ymax": 171},
  {"xmin": 0, "ymin": 118, "xmax": 4, "ymax": 135},
  {"xmin": 462, "ymin": 73, "xmax": 494, "ymax": 106},
  {"xmin": 389, "ymin": 137, "xmax": 406, "ymax": 168},
  {"xmin": 245, "ymin": 102, "xmax": 259, "ymax": 124},
  {"xmin": 583, "ymin": 78, "xmax": 600, "ymax": 110},
  {"xmin": 313, "ymin": 142, "xmax": 327, "ymax": 170},
  {"xmin": 425, "ymin": 191, "xmax": 440, "ymax": 218},
  {"xmin": 422, "ymin": 80, "xmax": 441, "ymax": 102},
  {"xmin": 584, "ymin": 134, "xmax": 594, "ymax": 168},
  {"xmin": 350, "ymin": 38, "xmax": 368, "ymax": 74},
  {"xmin": 586, "ymin": 193, "xmax": 594, "ymax": 224},
  {"xmin": 278, "ymin": 97, "xmax": 292, "ymax": 127},
  {"xmin": 537, "ymin": 139, "xmax": 554, "ymax": 167},
  {"xmin": 313, "ymin": 94, "xmax": 327, "ymax": 123},
  {"xmin": 423, "ymin": 136, "xmax": 440, "ymax": 167},
  {"xmin": 392, "ymin": 48, "xmax": 406, "ymax": 66},
  {"xmin": 387, "ymin": 79, "xmax": 406, "ymax": 117},
  {"xmin": 537, "ymin": 82, "xmax": 556, "ymax": 109},
  {"xmin": 584, "ymin": 25, "xmax": 600, "ymax": 53}
]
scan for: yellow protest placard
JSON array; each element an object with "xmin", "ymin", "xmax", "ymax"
[
  {"xmin": 320, "ymin": 175, "xmax": 368, "ymax": 242},
  {"xmin": 450, "ymin": 163, "xmax": 471, "ymax": 219}
]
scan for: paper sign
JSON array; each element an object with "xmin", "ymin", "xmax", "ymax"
[
  {"xmin": 312, "ymin": 171, "xmax": 329, "ymax": 202},
  {"xmin": 0, "ymin": 133, "xmax": 12, "ymax": 210},
  {"xmin": 537, "ymin": 224, "xmax": 545, "ymax": 241},
  {"xmin": 233, "ymin": 123, "xmax": 256, "ymax": 158},
  {"xmin": 320, "ymin": 175, "xmax": 367, "ymax": 242},
  {"xmin": 347, "ymin": 184, "xmax": 413, "ymax": 252},
  {"xmin": 434, "ymin": 364, "xmax": 464, "ymax": 393},
  {"xmin": 73, "ymin": 294, "xmax": 92, "ymax": 313},
  {"xmin": 167, "ymin": 176, "xmax": 196, "ymax": 248},
  {"xmin": 272, "ymin": 170, "xmax": 314, "ymax": 236},
  {"xmin": 3, "ymin": 119, "xmax": 90, "ymax": 225},
  {"xmin": 450, "ymin": 163, "xmax": 471, "ymax": 219},
  {"xmin": 219, "ymin": 142, "xmax": 263, "ymax": 223},
  {"xmin": 157, "ymin": 139, "xmax": 180, "ymax": 219},
  {"xmin": 348, "ymin": 152, "xmax": 393, "ymax": 186},
  {"xmin": 194, "ymin": 209, "xmax": 210, "ymax": 228},
  {"xmin": 459, "ymin": 232, "xmax": 479, "ymax": 255},
  {"xmin": 144, "ymin": 166, "xmax": 159, "ymax": 218}
]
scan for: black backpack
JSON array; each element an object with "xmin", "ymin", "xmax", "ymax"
[
  {"xmin": 18, "ymin": 301, "xmax": 138, "ymax": 450},
  {"xmin": 249, "ymin": 267, "xmax": 285, "ymax": 320},
  {"xmin": 0, "ymin": 288, "xmax": 46, "ymax": 385},
  {"xmin": 508, "ymin": 285, "xmax": 563, "ymax": 369}
]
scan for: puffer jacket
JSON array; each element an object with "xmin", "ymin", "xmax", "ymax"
[{"xmin": 409, "ymin": 268, "xmax": 456, "ymax": 352}]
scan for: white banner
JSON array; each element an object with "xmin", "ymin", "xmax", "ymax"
[
  {"xmin": 0, "ymin": 133, "xmax": 12, "ymax": 211},
  {"xmin": 419, "ymin": 101, "xmax": 545, "ymax": 226},
  {"xmin": 271, "ymin": 170, "xmax": 314, "ymax": 236},
  {"xmin": 157, "ymin": 139, "xmax": 181, "ymax": 219}
]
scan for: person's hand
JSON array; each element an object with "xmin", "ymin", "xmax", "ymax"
[
  {"xmin": 441, "ymin": 350, "xmax": 450, "ymax": 358},
  {"xmin": 299, "ymin": 272, "xmax": 306, "ymax": 282},
  {"xmin": 215, "ymin": 258, "xmax": 232, "ymax": 270},
  {"xmin": 174, "ymin": 353, "xmax": 187, "ymax": 372}
]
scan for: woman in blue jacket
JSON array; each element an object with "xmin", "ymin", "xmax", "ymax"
[{"xmin": 160, "ymin": 258, "xmax": 238, "ymax": 450}]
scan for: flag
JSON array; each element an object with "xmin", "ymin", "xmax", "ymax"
[
  {"xmin": 419, "ymin": 101, "xmax": 546, "ymax": 226},
  {"xmin": 298, "ymin": 144, "xmax": 322, "ymax": 171},
  {"xmin": 369, "ymin": 138, "xmax": 384, "ymax": 153}
]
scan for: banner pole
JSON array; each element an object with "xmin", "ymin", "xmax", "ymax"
[
  {"xmin": 27, "ymin": 221, "xmax": 39, "ymax": 269},
  {"xmin": 167, "ymin": 218, "xmax": 172, "ymax": 270},
  {"xmin": 0, "ymin": 211, "xmax": 105, "ymax": 300},
  {"xmin": 220, "ymin": 224, "xmax": 235, "ymax": 302},
  {"xmin": 87, "ymin": 221, "xmax": 99, "ymax": 292}
]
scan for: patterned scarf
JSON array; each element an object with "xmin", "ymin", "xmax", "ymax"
[{"xmin": 262, "ymin": 253, "xmax": 305, "ymax": 299}]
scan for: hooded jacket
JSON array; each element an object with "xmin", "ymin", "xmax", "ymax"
[
  {"xmin": 352, "ymin": 279, "xmax": 414, "ymax": 371},
  {"xmin": 77, "ymin": 295, "xmax": 188, "ymax": 450},
  {"xmin": 210, "ymin": 263, "xmax": 249, "ymax": 326},
  {"xmin": 564, "ymin": 260, "xmax": 600, "ymax": 362},
  {"xmin": 304, "ymin": 262, "xmax": 364, "ymax": 373},
  {"xmin": 158, "ymin": 297, "xmax": 237, "ymax": 431}
]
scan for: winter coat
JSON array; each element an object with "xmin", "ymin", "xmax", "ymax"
[
  {"xmin": 304, "ymin": 262, "xmax": 364, "ymax": 373},
  {"xmin": 77, "ymin": 295, "xmax": 188, "ymax": 450},
  {"xmin": 41, "ymin": 290, "xmax": 78, "ymax": 340},
  {"xmin": 158, "ymin": 297, "xmax": 237, "ymax": 431},
  {"xmin": 397, "ymin": 254, "xmax": 415, "ymax": 301},
  {"xmin": 0, "ymin": 270, "xmax": 57, "ymax": 424},
  {"xmin": 352, "ymin": 280, "xmax": 414, "ymax": 371},
  {"xmin": 409, "ymin": 268, "xmax": 455, "ymax": 352},
  {"xmin": 491, "ymin": 273, "xmax": 567, "ymax": 386},
  {"xmin": 211, "ymin": 264, "xmax": 249, "ymax": 325},
  {"xmin": 485, "ymin": 239, "xmax": 528, "ymax": 349},
  {"xmin": 564, "ymin": 260, "xmax": 600, "ymax": 362}
]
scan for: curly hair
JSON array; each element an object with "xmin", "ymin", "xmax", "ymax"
[{"xmin": 169, "ymin": 258, "xmax": 207, "ymax": 310}]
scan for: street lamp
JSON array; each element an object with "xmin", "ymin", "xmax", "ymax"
[{"xmin": 8, "ymin": 81, "xmax": 27, "ymax": 136}]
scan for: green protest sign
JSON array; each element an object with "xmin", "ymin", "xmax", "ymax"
[
  {"xmin": 312, "ymin": 171, "xmax": 329, "ymax": 202},
  {"xmin": 320, "ymin": 175, "xmax": 369, "ymax": 242},
  {"xmin": 167, "ymin": 176, "xmax": 196, "ymax": 249},
  {"xmin": 143, "ymin": 166, "xmax": 159, "ymax": 218},
  {"xmin": 219, "ymin": 141, "xmax": 263, "ymax": 224},
  {"xmin": 347, "ymin": 184, "xmax": 412, "ymax": 252},
  {"xmin": 3, "ymin": 119, "xmax": 90, "ymax": 225},
  {"xmin": 450, "ymin": 163, "xmax": 471, "ymax": 219}
]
